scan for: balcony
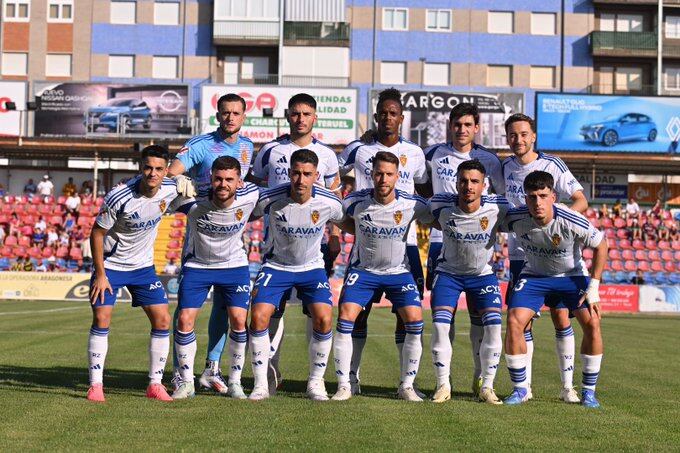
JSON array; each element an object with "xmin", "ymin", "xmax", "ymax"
[
  {"xmin": 587, "ymin": 84, "xmax": 657, "ymax": 96},
  {"xmin": 590, "ymin": 31, "xmax": 657, "ymax": 57},
  {"xmin": 283, "ymin": 22, "xmax": 350, "ymax": 47},
  {"xmin": 593, "ymin": 0, "xmax": 680, "ymax": 4},
  {"xmin": 224, "ymin": 73, "xmax": 349, "ymax": 87},
  {"xmin": 664, "ymin": 41, "xmax": 680, "ymax": 58},
  {"xmin": 213, "ymin": 20, "xmax": 280, "ymax": 46}
]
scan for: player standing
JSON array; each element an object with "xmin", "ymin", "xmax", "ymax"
[
  {"xmin": 87, "ymin": 145, "xmax": 184, "ymax": 402},
  {"xmin": 168, "ymin": 93, "xmax": 254, "ymax": 394},
  {"xmin": 503, "ymin": 171, "xmax": 605, "ymax": 408},
  {"xmin": 428, "ymin": 160, "xmax": 508, "ymax": 404},
  {"xmin": 332, "ymin": 152, "xmax": 433, "ymax": 401},
  {"xmin": 424, "ymin": 103, "xmax": 505, "ymax": 397},
  {"xmin": 248, "ymin": 149, "xmax": 343, "ymax": 401},
  {"xmin": 339, "ymin": 88, "xmax": 428, "ymax": 394},
  {"xmin": 502, "ymin": 113, "xmax": 588, "ymax": 403},
  {"xmin": 171, "ymin": 156, "xmax": 259, "ymax": 400}
]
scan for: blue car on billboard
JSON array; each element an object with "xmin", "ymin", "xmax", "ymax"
[
  {"xmin": 580, "ymin": 113, "xmax": 657, "ymax": 147},
  {"xmin": 85, "ymin": 98, "xmax": 152, "ymax": 131}
]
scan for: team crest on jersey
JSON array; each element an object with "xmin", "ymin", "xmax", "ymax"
[
  {"xmin": 235, "ymin": 208, "xmax": 244, "ymax": 221},
  {"xmin": 399, "ymin": 154, "xmax": 407, "ymax": 167},
  {"xmin": 480, "ymin": 216, "xmax": 489, "ymax": 230},
  {"xmin": 311, "ymin": 210, "xmax": 320, "ymax": 224},
  {"xmin": 551, "ymin": 233, "xmax": 561, "ymax": 247},
  {"xmin": 159, "ymin": 200, "xmax": 167, "ymax": 213},
  {"xmin": 394, "ymin": 210, "xmax": 403, "ymax": 224},
  {"xmin": 241, "ymin": 149, "xmax": 249, "ymax": 163}
]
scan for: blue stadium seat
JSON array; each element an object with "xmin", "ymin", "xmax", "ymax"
[
  {"xmin": 654, "ymin": 272, "xmax": 670, "ymax": 285},
  {"xmin": 601, "ymin": 270, "xmax": 614, "ymax": 284},
  {"xmin": 0, "ymin": 257, "xmax": 9, "ymax": 270},
  {"xmin": 643, "ymin": 271, "xmax": 654, "ymax": 282},
  {"xmin": 669, "ymin": 273, "xmax": 680, "ymax": 285},
  {"xmin": 55, "ymin": 258, "xmax": 66, "ymax": 268},
  {"xmin": 614, "ymin": 271, "xmax": 628, "ymax": 283}
]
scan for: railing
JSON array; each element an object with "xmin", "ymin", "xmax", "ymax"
[
  {"xmin": 283, "ymin": 21, "xmax": 350, "ymax": 46},
  {"xmin": 587, "ymin": 84, "xmax": 658, "ymax": 96},
  {"xmin": 590, "ymin": 31, "xmax": 657, "ymax": 56},
  {"xmin": 213, "ymin": 20, "xmax": 279, "ymax": 42},
  {"xmin": 223, "ymin": 73, "xmax": 349, "ymax": 87}
]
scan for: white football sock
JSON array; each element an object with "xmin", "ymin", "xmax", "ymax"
[
  {"xmin": 524, "ymin": 330, "xmax": 534, "ymax": 386},
  {"xmin": 581, "ymin": 353, "xmax": 603, "ymax": 391},
  {"xmin": 88, "ymin": 326, "xmax": 109, "ymax": 385},
  {"xmin": 174, "ymin": 329, "xmax": 197, "ymax": 382},
  {"xmin": 431, "ymin": 310, "xmax": 453, "ymax": 387},
  {"xmin": 480, "ymin": 312, "xmax": 502, "ymax": 389},
  {"xmin": 249, "ymin": 328, "xmax": 270, "ymax": 389},
  {"xmin": 149, "ymin": 329, "xmax": 170, "ymax": 384},
  {"xmin": 556, "ymin": 326, "xmax": 576, "ymax": 389},
  {"xmin": 228, "ymin": 329, "xmax": 248, "ymax": 385},
  {"xmin": 309, "ymin": 329, "xmax": 332, "ymax": 381},
  {"xmin": 506, "ymin": 353, "xmax": 529, "ymax": 389},
  {"xmin": 401, "ymin": 321, "xmax": 424, "ymax": 387},
  {"xmin": 334, "ymin": 319, "xmax": 354, "ymax": 386}
]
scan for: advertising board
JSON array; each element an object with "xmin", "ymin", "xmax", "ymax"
[{"xmin": 0, "ymin": 81, "xmax": 26, "ymax": 136}]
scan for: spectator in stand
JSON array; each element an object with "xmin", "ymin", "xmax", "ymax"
[
  {"xmin": 650, "ymin": 198, "xmax": 662, "ymax": 216},
  {"xmin": 163, "ymin": 258, "xmax": 179, "ymax": 275},
  {"xmin": 630, "ymin": 218, "xmax": 642, "ymax": 240},
  {"xmin": 24, "ymin": 178, "xmax": 37, "ymax": 197},
  {"xmin": 612, "ymin": 199, "xmax": 622, "ymax": 218},
  {"xmin": 65, "ymin": 192, "xmax": 81, "ymax": 216},
  {"xmin": 0, "ymin": 225, "xmax": 5, "ymax": 244},
  {"xmin": 35, "ymin": 216, "xmax": 47, "ymax": 232},
  {"xmin": 80, "ymin": 180, "xmax": 93, "ymax": 195},
  {"xmin": 46, "ymin": 227, "xmax": 59, "ymax": 247},
  {"xmin": 630, "ymin": 270, "xmax": 645, "ymax": 285},
  {"xmin": 62, "ymin": 177, "xmax": 77, "ymax": 197},
  {"xmin": 625, "ymin": 197, "xmax": 640, "ymax": 218},
  {"xmin": 63, "ymin": 213, "xmax": 76, "ymax": 232},
  {"xmin": 340, "ymin": 176, "xmax": 355, "ymax": 199},
  {"xmin": 33, "ymin": 227, "xmax": 46, "ymax": 246},
  {"xmin": 670, "ymin": 223, "xmax": 680, "ymax": 241},
  {"xmin": 13, "ymin": 256, "xmax": 34, "ymax": 271},
  {"xmin": 642, "ymin": 220, "xmax": 657, "ymax": 241},
  {"xmin": 70, "ymin": 226, "xmax": 85, "ymax": 243},
  {"xmin": 491, "ymin": 252, "xmax": 506, "ymax": 280},
  {"xmin": 37, "ymin": 174, "xmax": 54, "ymax": 198},
  {"xmin": 598, "ymin": 203, "xmax": 610, "ymax": 219},
  {"xmin": 658, "ymin": 222, "xmax": 670, "ymax": 241},
  {"xmin": 0, "ymin": 182, "xmax": 5, "ymax": 196},
  {"xmin": 59, "ymin": 231, "xmax": 70, "ymax": 246},
  {"xmin": 35, "ymin": 259, "xmax": 47, "ymax": 272}
]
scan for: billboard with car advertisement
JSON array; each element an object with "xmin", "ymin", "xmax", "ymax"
[
  {"xmin": 33, "ymin": 82, "xmax": 189, "ymax": 137},
  {"xmin": 0, "ymin": 81, "xmax": 26, "ymax": 136},
  {"xmin": 536, "ymin": 92, "xmax": 680, "ymax": 153},
  {"xmin": 200, "ymin": 85, "xmax": 358, "ymax": 144},
  {"xmin": 369, "ymin": 90, "xmax": 524, "ymax": 149}
]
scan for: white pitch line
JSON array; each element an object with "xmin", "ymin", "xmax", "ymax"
[
  {"xmin": 0, "ymin": 330, "xmax": 470, "ymax": 337},
  {"xmin": 0, "ymin": 306, "xmax": 89, "ymax": 316}
]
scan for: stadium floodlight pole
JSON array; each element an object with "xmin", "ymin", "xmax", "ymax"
[
  {"xmin": 560, "ymin": 0, "xmax": 565, "ymax": 92},
  {"xmin": 93, "ymin": 151, "xmax": 99, "ymax": 199},
  {"xmin": 658, "ymin": 0, "xmax": 663, "ymax": 96},
  {"xmin": 278, "ymin": 0, "xmax": 284, "ymax": 86}
]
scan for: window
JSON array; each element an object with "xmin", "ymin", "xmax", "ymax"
[
  {"xmin": 3, "ymin": 0, "xmax": 30, "ymax": 21},
  {"xmin": 381, "ymin": 61, "xmax": 406, "ymax": 85},
  {"xmin": 153, "ymin": 56, "xmax": 178, "ymax": 79},
  {"xmin": 600, "ymin": 13, "xmax": 642, "ymax": 32},
  {"xmin": 214, "ymin": 0, "xmax": 279, "ymax": 20},
  {"xmin": 48, "ymin": 0, "xmax": 73, "ymax": 22},
  {"xmin": 666, "ymin": 67, "xmax": 680, "ymax": 90},
  {"xmin": 154, "ymin": 2, "xmax": 179, "ymax": 25},
  {"xmin": 46, "ymin": 54, "xmax": 72, "ymax": 77},
  {"xmin": 109, "ymin": 55, "xmax": 134, "ymax": 78},
  {"xmin": 1, "ymin": 52, "xmax": 28, "ymax": 76},
  {"xmin": 383, "ymin": 7, "xmax": 408, "ymax": 31},
  {"xmin": 530, "ymin": 66, "xmax": 555, "ymax": 88},
  {"xmin": 424, "ymin": 63, "xmax": 449, "ymax": 86},
  {"xmin": 616, "ymin": 67, "xmax": 642, "ymax": 90},
  {"xmin": 531, "ymin": 12, "xmax": 556, "ymax": 35},
  {"xmin": 426, "ymin": 9, "xmax": 451, "ymax": 31},
  {"xmin": 110, "ymin": 1, "xmax": 136, "ymax": 24},
  {"xmin": 488, "ymin": 11, "xmax": 513, "ymax": 34},
  {"xmin": 666, "ymin": 16, "xmax": 680, "ymax": 39},
  {"xmin": 487, "ymin": 65, "xmax": 512, "ymax": 87}
]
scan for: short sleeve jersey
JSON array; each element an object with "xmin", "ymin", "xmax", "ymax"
[
  {"xmin": 429, "ymin": 194, "xmax": 509, "ymax": 276},
  {"xmin": 252, "ymin": 136, "xmax": 339, "ymax": 189},
  {"xmin": 506, "ymin": 203, "xmax": 603, "ymax": 277},
  {"xmin": 179, "ymin": 182, "xmax": 259, "ymax": 269},
  {"xmin": 96, "ymin": 176, "xmax": 181, "ymax": 271},
  {"xmin": 253, "ymin": 184, "xmax": 343, "ymax": 272},
  {"xmin": 343, "ymin": 189, "xmax": 433, "ymax": 275},
  {"xmin": 176, "ymin": 129, "xmax": 254, "ymax": 199}
]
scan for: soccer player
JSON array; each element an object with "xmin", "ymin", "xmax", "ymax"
[
  {"xmin": 167, "ymin": 93, "xmax": 254, "ymax": 394},
  {"xmin": 503, "ymin": 171, "xmax": 605, "ymax": 408},
  {"xmin": 251, "ymin": 93, "xmax": 341, "ymax": 394},
  {"xmin": 87, "ymin": 145, "xmax": 185, "ymax": 402},
  {"xmin": 424, "ymin": 103, "xmax": 505, "ymax": 397},
  {"xmin": 428, "ymin": 160, "xmax": 509, "ymax": 404},
  {"xmin": 332, "ymin": 151, "xmax": 433, "ymax": 402},
  {"xmin": 502, "ymin": 113, "xmax": 588, "ymax": 403},
  {"xmin": 339, "ymin": 88, "xmax": 428, "ymax": 395},
  {"xmin": 248, "ymin": 149, "xmax": 343, "ymax": 401},
  {"xmin": 171, "ymin": 156, "xmax": 259, "ymax": 400}
]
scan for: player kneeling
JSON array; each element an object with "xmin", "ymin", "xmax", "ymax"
[
  {"xmin": 332, "ymin": 152, "xmax": 434, "ymax": 402},
  {"xmin": 172, "ymin": 156, "xmax": 259, "ymax": 399},
  {"xmin": 428, "ymin": 160, "xmax": 508, "ymax": 404},
  {"xmin": 504, "ymin": 171, "xmax": 606, "ymax": 408},
  {"xmin": 248, "ymin": 149, "xmax": 344, "ymax": 401}
]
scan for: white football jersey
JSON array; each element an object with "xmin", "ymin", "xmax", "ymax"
[
  {"xmin": 429, "ymin": 194, "xmax": 509, "ymax": 276},
  {"xmin": 253, "ymin": 184, "xmax": 343, "ymax": 272},
  {"xmin": 343, "ymin": 189, "xmax": 433, "ymax": 275},
  {"xmin": 180, "ymin": 182, "xmax": 259, "ymax": 269},
  {"xmin": 252, "ymin": 136, "xmax": 339, "ymax": 189},
  {"xmin": 96, "ymin": 176, "xmax": 182, "ymax": 271},
  {"xmin": 507, "ymin": 203, "xmax": 603, "ymax": 277},
  {"xmin": 503, "ymin": 152, "xmax": 584, "ymax": 261},
  {"xmin": 425, "ymin": 142, "xmax": 505, "ymax": 242}
]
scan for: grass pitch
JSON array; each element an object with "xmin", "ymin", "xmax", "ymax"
[{"xmin": 0, "ymin": 300, "xmax": 679, "ymax": 451}]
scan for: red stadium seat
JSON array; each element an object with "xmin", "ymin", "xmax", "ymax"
[
  {"xmin": 77, "ymin": 216, "xmax": 94, "ymax": 227},
  {"xmin": 604, "ymin": 228, "xmax": 615, "ymax": 239},
  {"xmin": 610, "ymin": 260, "xmax": 624, "ymax": 271},
  {"xmin": 79, "ymin": 205, "xmax": 96, "ymax": 217},
  {"xmin": 632, "ymin": 239, "xmax": 645, "ymax": 250},
  {"xmin": 250, "ymin": 231, "xmax": 262, "ymax": 242},
  {"xmin": 21, "ymin": 215, "xmax": 35, "ymax": 225},
  {"xmin": 18, "ymin": 236, "xmax": 31, "ymax": 247},
  {"xmin": 4, "ymin": 235, "xmax": 18, "ymax": 246},
  {"xmin": 601, "ymin": 218, "xmax": 613, "ymax": 228},
  {"xmin": 49, "ymin": 215, "xmax": 63, "ymax": 226},
  {"xmin": 607, "ymin": 238, "xmax": 617, "ymax": 249},
  {"xmin": 1, "ymin": 204, "xmax": 11, "ymax": 214},
  {"xmin": 95, "ymin": 197, "xmax": 105, "ymax": 207},
  {"xmin": 651, "ymin": 218, "xmax": 661, "ymax": 228},
  {"xmin": 248, "ymin": 252, "xmax": 260, "ymax": 262},
  {"xmin": 674, "ymin": 251, "xmax": 680, "ymax": 262},
  {"xmin": 649, "ymin": 250, "xmax": 661, "ymax": 261},
  {"xmin": 14, "ymin": 246, "xmax": 27, "ymax": 258},
  {"xmin": 31, "ymin": 196, "xmax": 42, "ymax": 205},
  {"xmin": 645, "ymin": 240, "xmax": 657, "ymax": 250},
  {"xmin": 1, "ymin": 245, "xmax": 12, "ymax": 257},
  {"xmin": 171, "ymin": 219, "xmax": 185, "ymax": 228},
  {"xmin": 41, "ymin": 247, "xmax": 54, "ymax": 258},
  {"xmin": 165, "ymin": 250, "xmax": 179, "ymax": 260},
  {"xmin": 81, "ymin": 197, "xmax": 93, "ymax": 206},
  {"xmin": 344, "ymin": 243, "xmax": 353, "ymax": 254},
  {"xmin": 167, "ymin": 240, "xmax": 182, "ymax": 250},
  {"xmin": 608, "ymin": 249, "xmax": 621, "ymax": 260},
  {"xmin": 613, "ymin": 218, "xmax": 626, "ymax": 229},
  {"xmin": 673, "ymin": 241, "xmax": 680, "ymax": 251},
  {"xmin": 604, "ymin": 260, "xmax": 611, "ymax": 271},
  {"xmin": 624, "ymin": 260, "xmax": 637, "ymax": 272},
  {"xmin": 38, "ymin": 205, "xmax": 52, "ymax": 215},
  {"xmin": 169, "ymin": 229, "xmax": 183, "ymax": 239},
  {"xmin": 659, "ymin": 241, "xmax": 671, "ymax": 250},
  {"xmin": 25, "ymin": 205, "xmax": 39, "ymax": 216},
  {"xmin": 634, "ymin": 250, "xmax": 648, "ymax": 261},
  {"xmin": 69, "ymin": 248, "xmax": 83, "ymax": 260},
  {"xmin": 582, "ymin": 248, "xmax": 594, "ymax": 260},
  {"xmin": 638, "ymin": 261, "xmax": 650, "ymax": 272},
  {"xmin": 665, "ymin": 220, "xmax": 675, "ymax": 229},
  {"xmin": 20, "ymin": 226, "xmax": 33, "ymax": 236},
  {"xmin": 343, "ymin": 234, "xmax": 354, "ymax": 244},
  {"xmin": 651, "ymin": 261, "xmax": 663, "ymax": 272},
  {"xmin": 589, "ymin": 218, "xmax": 600, "ymax": 228},
  {"xmin": 0, "ymin": 214, "xmax": 9, "ymax": 224},
  {"xmin": 5, "ymin": 195, "xmax": 15, "ymax": 204},
  {"xmin": 56, "ymin": 246, "xmax": 69, "ymax": 258},
  {"xmin": 616, "ymin": 229, "xmax": 629, "ymax": 240},
  {"xmin": 585, "ymin": 208, "xmax": 596, "ymax": 219},
  {"xmin": 661, "ymin": 250, "xmax": 674, "ymax": 261},
  {"xmin": 19, "ymin": 195, "xmax": 28, "ymax": 204},
  {"xmin": 622, "ymin": 249, "xmax": 634, "ymax": 260},
  {"xmin": 45, "ymin": 196, "xmax": 55, "ymax": 204},
  {"xmin": 174, "ymin": 212, "xmax": 186, "ymax": 219},
  {"xmin": 664, "ymin": 261, "xmax": 675, "ymax": 272},
  {"xmin": 57, "ymin": 196, "xmax": 67, "ymax": 205},
  {"xmin": 619, "ymin": 239, "xmax": 632, "ymax": 250}
]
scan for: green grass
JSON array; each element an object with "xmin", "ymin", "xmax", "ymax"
[{"xmin": 0, "ymin": 300, "xmax": 679, "ymax": 451}]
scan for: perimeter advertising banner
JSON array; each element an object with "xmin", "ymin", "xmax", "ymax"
[
  {"xmin": 369, "ymin": 90, "xmax": 524, "ymax": 149},
  {"xmin": 0, "ymin": 272, "xmax": 131, "ymax": 302},
  {"xmin": 201, "ymin": 85, "xmax": 358, "ymax": 144},
  {"xmin": 639, "ymin": 285, "xmax": 680, "ymax": 312},
  {"xmin": 536, "ymin": 92, "xmax": 680, "ymax": 153},
  {"xmin": 0, "ymin": 81, "xmax": 26, "ymax": 136},
  {"xmin": 34, "ymin": 82, "xmax": 189, "ymax": 137}
]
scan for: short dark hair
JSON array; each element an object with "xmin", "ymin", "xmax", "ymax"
[
  {"xmin": 449, "ymin": 103, "xmax": 479, "ymax": 125},
  {"xmin": 376, "ymin": 87, "xmax": 403, "ymax": 113},
  {"xmin": 505, "ymin": 113, "xmax": 536, "ymax": 134},
  {"xmin": 523, "ymin": 171, "xmax": 554, "ymax": 192},
  {"xmin": 211, "ymin": 156, "xmax": 242, "ymax": 176},
  {"xmin": 141, "ymin": 144, "xmax": 169, "ymax": 162},
  {"xmin": 373, "ymin": 151, "xmax": 399, "ymax": 169},
  {"xmin": 288, "ymin": 93, "xmax": 316, "ymax": 110},
  {"xmin": 217, "ymin": 93, "xmax": 246, "ymax": 112},
  {"xmin": 290, "ymin": 149, "xmax": 319, "ymax": 167},
  {"xmin": 457, "ymin": 159, "xmax": 486, "ymax": 176}
]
